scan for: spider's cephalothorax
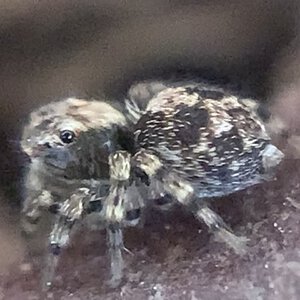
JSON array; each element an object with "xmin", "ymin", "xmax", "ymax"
[{"xmin": 21, "ymin": 82, "xmax": 284, "ymax": 288}]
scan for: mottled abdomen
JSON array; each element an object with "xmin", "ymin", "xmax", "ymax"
[{"xmin": 134, "ymin": 84, "xmax": 284, "ymax": 198}]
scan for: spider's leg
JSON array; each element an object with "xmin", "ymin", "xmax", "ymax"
[
  {"xmin": 107, "ymin": 224, "xmax": 124, "ymax": 286},
  {"xmin": 133, "ymin": 149, "xmax": 247, "ymax": 255},
  {"xmin": 191, "ymin": 204, "xmax": 248, "ymax": 255},
  {"xmin": 163, "ymin": 173, "xmax": 248, "ymax": 255},
  {"xmin": 105, "ymin": 188, "xmax": 126, "ymax": 287},
  {"xmin": 104, "ymin": 150, "xmax": 139, "ymax": 286},
  {"xmin": 42, "ymin": 188, "xmax": 91, "ymax": 289}
]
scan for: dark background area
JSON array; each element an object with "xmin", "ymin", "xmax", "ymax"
[{"xmin": 0, "ymin": 1, "xmax": 300, "ymax": 299}]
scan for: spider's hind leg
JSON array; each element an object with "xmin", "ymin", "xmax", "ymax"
[
  {"xmin": 164, "ymin": 175, "xmax": 248, "ymax": 255},
  {"xmin": 191, "ymin": 203, "xmax": 248, "ymax": 255},
  {"xmin": 133, "ymin": 150, "xmax": 248, "ymax": 255}
]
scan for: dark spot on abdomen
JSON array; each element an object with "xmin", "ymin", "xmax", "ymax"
[
  {"xmin": 213, "ymin": 127, "xmax": 244, "ymax": 157},
  {"xmin": 174, "ymin": 104, "xmax": 209, "ymax": 145}
]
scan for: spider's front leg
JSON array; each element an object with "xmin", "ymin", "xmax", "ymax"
[
  {"xmin": 104, "ymin": 151, "xmax": 143, "ymax": 286},
  {"xmin": 134, "ymin": 149, "xmax": 248, "ymax": 255}
]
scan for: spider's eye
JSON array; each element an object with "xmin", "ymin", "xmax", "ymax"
[
  {"xmin": 125, "ymin": 208, "xmax": 141, "ymax": 221},
  {"xmin": 59, "ymin": 130, "xmax": 75, "ymax": 144}
]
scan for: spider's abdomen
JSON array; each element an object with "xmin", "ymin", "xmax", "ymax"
[{"xmin": 134, "ymin": 84, "xmax": 284, "ymax": 197}]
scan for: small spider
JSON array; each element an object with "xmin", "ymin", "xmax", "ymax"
[
  {"xmin": 20, "ymin": 81, "xmax": 284, "ymax": 288},
  {"xmin": 20, "ymin": 98, "xmax": 132, "ymax": 285}
]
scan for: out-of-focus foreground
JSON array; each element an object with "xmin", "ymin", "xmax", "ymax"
[{"xmin": 0, "ymin": 1, "xmax": 300, "ymax": 299}]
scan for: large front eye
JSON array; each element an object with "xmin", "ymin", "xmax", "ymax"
[{"xmin": 59, "ymin": 130, "xmax": 75, "ymax": 144}]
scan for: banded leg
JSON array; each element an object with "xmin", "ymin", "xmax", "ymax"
[
  {"xmin": 42, "ymin": 188, "xmax": 94, "ymax": 289},
  {"xmin": 107, "ymin": 225, "xmax": 124, "ymax": 286},
  {"xmin": 104, "ymin": 151, "xmax": 144, "ymax": 286},
  {"xmin": 104, "ymin": 151, "xmax": 131, "ymax": 286},
  {"xmin": 191, "ymin": 204, "xmax": 248, "ymax": 255},
  {"xmin": 134, "ymin": 149, "xmax": 248, "ymax": 255}
]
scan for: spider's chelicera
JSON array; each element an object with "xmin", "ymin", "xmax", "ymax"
[{"xmin": 20, "ymin": 82, "xmax": 284, "ymax": 288}]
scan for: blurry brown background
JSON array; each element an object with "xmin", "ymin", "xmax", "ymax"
[
  {"xmin": 0, "ymin": 0, "xmax": 298, "ymax": 133},
  {"xmin": 1, "ymin": 1, "xmax": 300, "ymax": 299}
]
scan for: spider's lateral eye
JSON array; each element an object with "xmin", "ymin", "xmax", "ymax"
[
  {"xmin": 126, "ymin": 208, "xmax": 141, "ymax": 221},
  {"xmin": 59, "ymin": 130, "xmax": 75, "ymax": 144}
]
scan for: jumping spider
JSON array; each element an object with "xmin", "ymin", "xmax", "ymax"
[{"xmin": 20, "ymin": 81, "xmax": 284, "ymax": 288}]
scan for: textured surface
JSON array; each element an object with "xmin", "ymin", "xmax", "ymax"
[{"xmin": 133, "ymin": 84, "xmax": 282, "ymax": 199}]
